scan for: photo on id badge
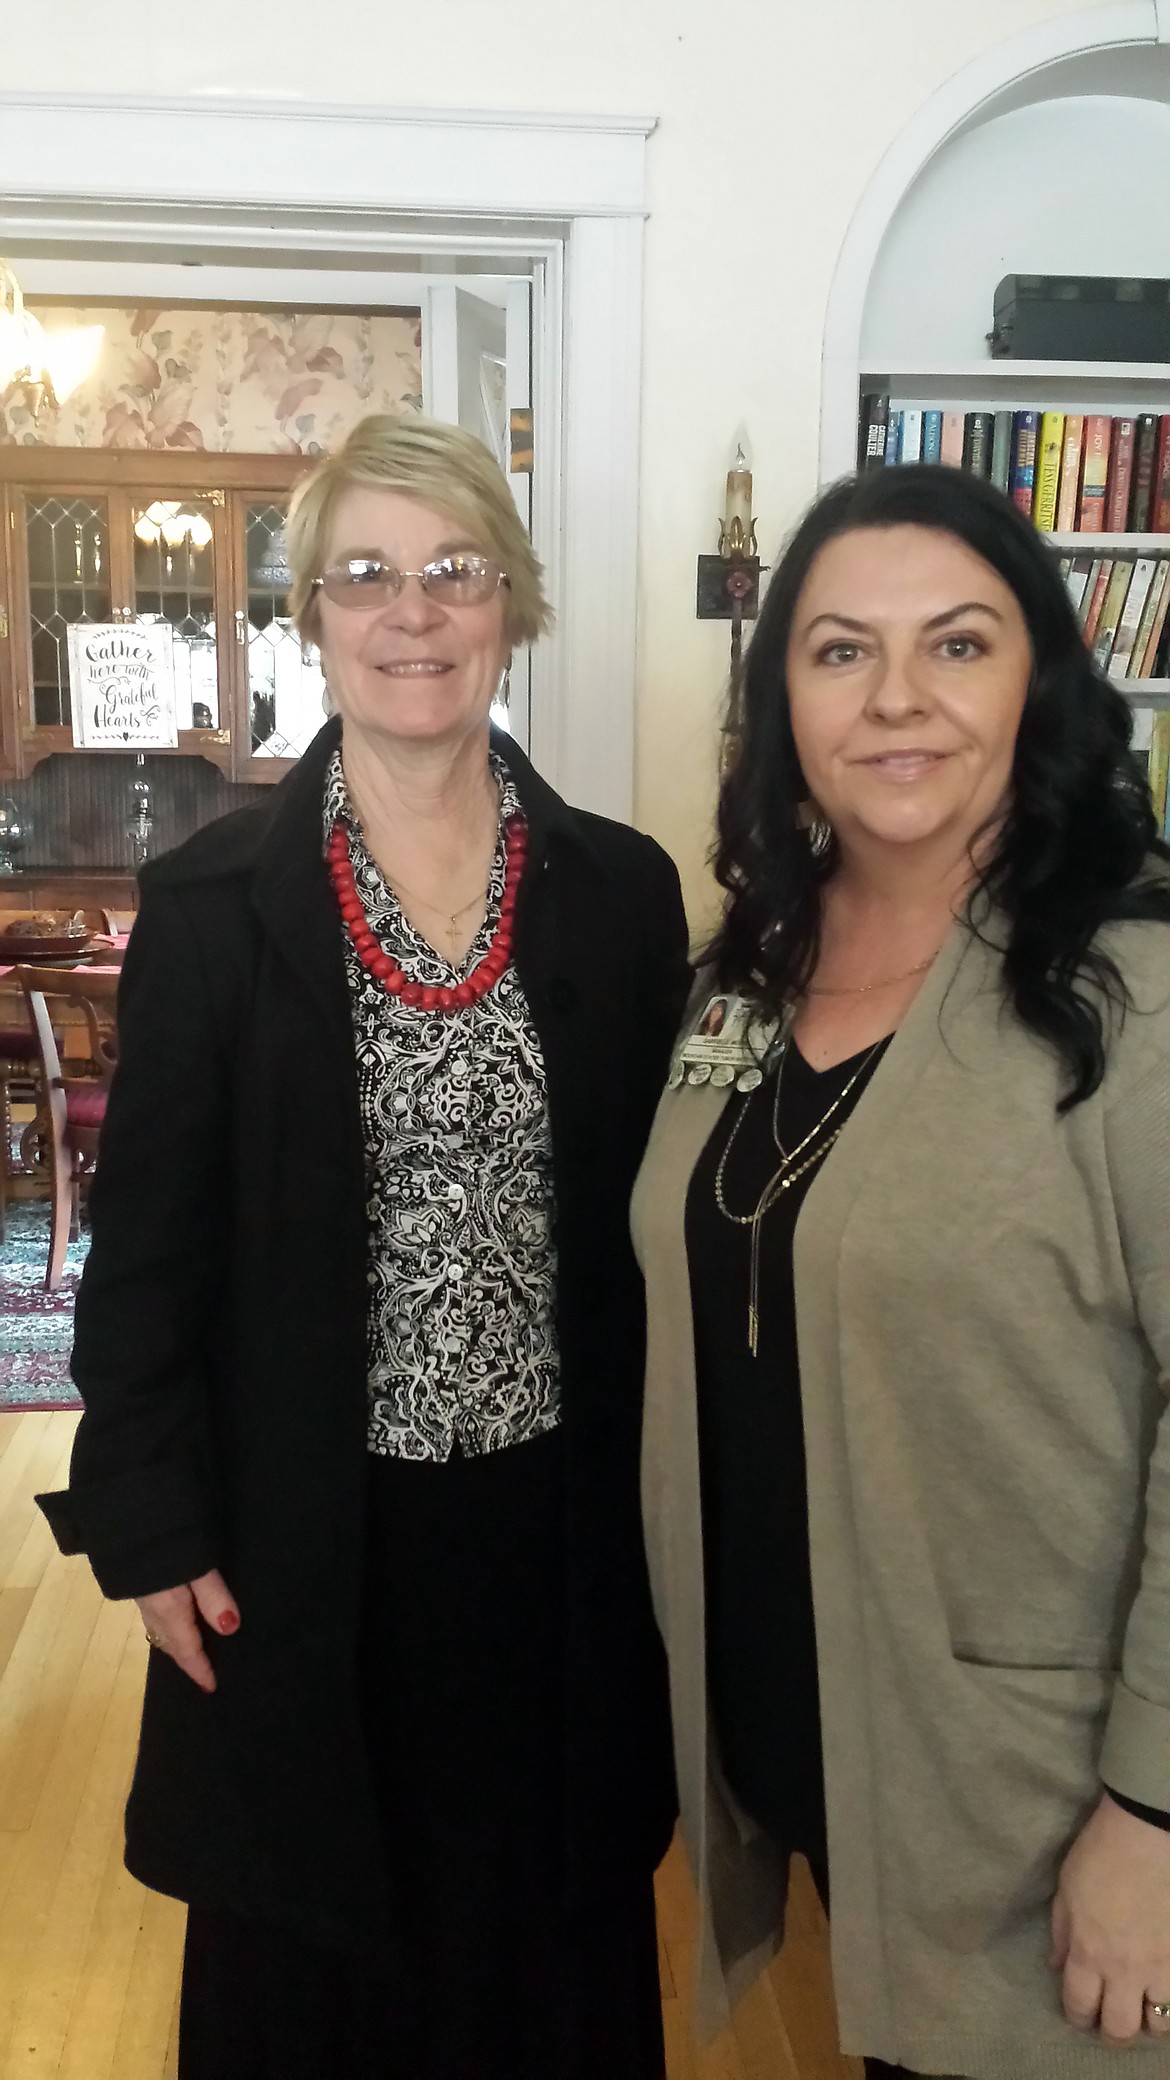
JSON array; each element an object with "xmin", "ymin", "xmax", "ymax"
[{"xmin": 669, "ymin": 992, "xmax": 780, "ymax": 1092}]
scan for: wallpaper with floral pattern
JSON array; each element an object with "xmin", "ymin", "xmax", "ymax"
[{"xmin": 0, "ymin": 305, "xmax": 423, "ymax": 451}]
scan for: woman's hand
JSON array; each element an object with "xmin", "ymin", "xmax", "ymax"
[
  {"xmin": 1052, "ymin": 1792, "xmax": 1170, "ymax": 2045},
  {"xmin": 134, "ymin": 1568, "xmax": 240, "ymax": 1694}
]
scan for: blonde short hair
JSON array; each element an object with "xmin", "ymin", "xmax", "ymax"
[{"xmin": 285, "ymin": 412, "xmax": 552, "ymax": 648}]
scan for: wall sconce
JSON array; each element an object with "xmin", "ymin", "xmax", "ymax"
[{"xmin": 696, "ymin": 441, "xmax": 762, "ymax": 741}]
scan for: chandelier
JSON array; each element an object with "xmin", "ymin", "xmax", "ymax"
[
  {"xmin": 0, "ymin": 258, "xmax": 105, "ymax": 418},
  {"xmin": 0, "ymin": 259, "xmax": 58, "ymax": 414}
]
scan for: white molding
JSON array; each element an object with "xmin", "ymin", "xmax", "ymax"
[
  {"xmin": 551, "ymin": 217, "xmax": 645, "ymax": 824},
  {"xmin": 0, "ymin": 91, "xmax": 648, "ymax": 818},
  {"xmin": 1157, "ymin": 0, "xmax": 1170, "ymax": 40},
  {"xmin": 820, "ymin": 0, "xmax": 1162, "ymax": 482},
  {"xmin": 0, "ymin": 92, "xmax": 653, "ymax": 219}
]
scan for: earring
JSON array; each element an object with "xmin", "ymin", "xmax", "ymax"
[
  {"xmin": 498, "ymin": 662, "xmax": 512, "ymax": 711},
  {"xmin": 809, "ymin": 816, "xmax": 832, "ymax": 857}
]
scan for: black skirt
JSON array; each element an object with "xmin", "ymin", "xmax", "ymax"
[{"xmin": 178, "ymin": 1428, "xmax": 665, "ymax": 2080}]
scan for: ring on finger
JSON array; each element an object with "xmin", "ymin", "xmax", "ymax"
[
  {"xmin": 143, "ymin": 1629, "xmax": 166, "ymax": 1650},
  {"xmin": 1145, "ymin": 2001, "xmax": 1170, "ymax": 2022}
]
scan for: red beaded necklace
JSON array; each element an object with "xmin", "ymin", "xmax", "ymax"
[{"xmin": 325, "ymin": 813, "xmax": 527, "ymax": 1014}]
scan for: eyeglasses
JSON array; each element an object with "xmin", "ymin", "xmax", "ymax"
[{"xmin": 312, "ymin": 554, "xmax": 510, "ymax": 610}]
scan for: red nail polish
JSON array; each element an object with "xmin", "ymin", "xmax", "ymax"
[{"xmin": 218, "ymin": 1610, "xmax": 239, "ymax": 1635}]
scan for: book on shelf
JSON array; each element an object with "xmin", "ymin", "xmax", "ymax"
[
  {"xmin": 1139, "ymin": 562, "xmax": 1170, "ymax": 677},
  {"xmin": 963, "ymin": 411, "xmax": 993, "ymax": 479},
  {"xmin": 1143, "ymin": 712, "xmax": 1170, "ymax": 832},
  {"xmin": 860, "ymin": 393, "xmax": 889, "ymax": 470},
  {"xmin": 940, "ymin": 412, "xmax": 965, "ymax": 468},
  {"xmin": 1078, "ymin": 417, "xmax": 1113, "ymax": 533},
  {"xmin": 922, "ymin": 409, "xmax": 942, "ymax": 464},
  {"xmin": 1129, "ymin": 414, "xmax": 1160, "ymax": 533},
  {"xmin": 1054, "ymin": 416, "xmax": 1085, "ymax": 534},
  {"xmin": 1104, "ymin": 419, "xmax": 1137, "ymax": 533},
  {"xmin": 1090, "ymin": 561, "xmax": 1136, "ymax": 667},
  {"xmin": 1081, "ymin": 559, "xmax": 1111, "ymax": 644},
  {"xmin": 1063, "ymin": 553, "xmax": 1095, "ymax": 617},
  {"xmin": 900, "ymin": 407, "xmax": 923, "ymax": 465},
  {"xmin": 1131, "ymin": 560, "xmax": 1170, "ymax": 678},
  {"xmin": 1153, "ymin": 417, "xmax": 1170, "ymax": 532},
  {"xmin": 1032, "ymin": 412, "xmax": 1065, "ymax": 532},
  {"xmin": 1108, "ymin": 558, "xmax": 1158, "ymax": 678},
  {"xmin": 1009, "ymin": 411, "xmax": 1039, "ymax": 517},
  {"xmin": 990, "ymin": 411, "xmax": 1013, "ymax": 494}
]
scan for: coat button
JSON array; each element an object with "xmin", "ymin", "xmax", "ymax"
[{"xmin": 547, "ymin": 978, "xmax": 577, "ymax": 1014}]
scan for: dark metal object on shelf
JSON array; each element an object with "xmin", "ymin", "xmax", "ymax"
[{"xmin": 990, "ymin": 275, "xmax": 1170, "ymax": 362}]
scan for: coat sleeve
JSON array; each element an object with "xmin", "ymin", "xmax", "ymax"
[
  {"xmin": 1098, "ymin": 1039, "xmax": 1170, "ymax": 1809},
  {"xmin": 36, "ymin": 878, "xmax": 234, "ymax": 1601},
  {"xmin": 634, "ymin": 835, "xmax": 692, "ymax": 1085}
]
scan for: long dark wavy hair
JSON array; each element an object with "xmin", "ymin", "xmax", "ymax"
[{"xmin": 710, "ymin": 464, "xmax": 1170, "ymax": 1111}]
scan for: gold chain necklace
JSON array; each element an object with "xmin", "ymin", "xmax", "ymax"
[
  {"xmin": 715, "ymin": 1039, "xmax": 882, "ymax": 1355},
  {"xmin": 806, "ymin": 952, "xmax": 937, "ymax": 996}
]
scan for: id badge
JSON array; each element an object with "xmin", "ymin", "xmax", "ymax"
[{"xmin": 667, "ymin": 992, "xmax": 787, "ymax": 1094}]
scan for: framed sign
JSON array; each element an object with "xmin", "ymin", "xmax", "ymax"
[{"xmin": 67, "ymin": 621, "xmax": 179, "ymax": 749}]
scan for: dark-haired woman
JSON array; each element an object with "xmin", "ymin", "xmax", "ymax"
[{"xmin": 634, "ymin": 464, "xmax": 1170, "ymax": 2080}]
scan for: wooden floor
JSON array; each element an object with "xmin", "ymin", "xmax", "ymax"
[{"xmin": 0, "ymin": 1409, "xmax": 860, "ymax": 2079}]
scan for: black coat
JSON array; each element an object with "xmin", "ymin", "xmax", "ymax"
[{"xmin": 39, "ymin": 717, "xmax": 690, "ymax": 1945}]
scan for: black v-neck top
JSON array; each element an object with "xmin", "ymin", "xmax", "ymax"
[{"xmin": 685, "ymin": 1035, "xmax": 890, "ymax": 1866}]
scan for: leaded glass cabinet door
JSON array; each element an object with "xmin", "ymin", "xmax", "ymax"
[
  {"xmin": 232, "ymin": 497, "xmax": 326, "ymax": 781},
  {"xmin": 16, "ymin": 489, "xmax": 114, "ymax": 741},
  {"xmin": 128, "ymin": 491, "xmax": 232, "ymax": 770}
]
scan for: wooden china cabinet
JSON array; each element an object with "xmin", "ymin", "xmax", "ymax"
[{"xmin": 0, "ymin": 449, "xmax": 322, "ymax": 785}]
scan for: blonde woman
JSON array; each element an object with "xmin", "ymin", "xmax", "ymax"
[{"xmin": 40, "ymin": 414, "xmax": 689, "ymax": 2080}]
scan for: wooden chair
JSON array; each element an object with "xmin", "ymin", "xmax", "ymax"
[
  {"xmin": 0, "ymin": 1002, "xmax": 41, "ymax": 1243},
  {"xmin": 15, "ymin": 965, "xmax": 119, "ymax": 1290}
]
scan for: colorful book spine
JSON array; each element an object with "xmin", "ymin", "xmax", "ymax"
[
  {"xmin": 860, "ymin": 394, "xmax": 889, "ymax": 470},
  {"xmin": 1091, "ymin": 560, "xmax": 1136, "ymax": 669},
  {"xmin": 922, "ymin": 410, "xmax": 943, "ymax": 465},
  {"xmin": 1081, "ymin": 560, "xmax": 1113, "ymax": 646},
  {"xmin": 1104, "ymin": 418, "xmax": 1137, "ymax": 533},
  {"xmin": 1008, "ymin": 411, "xmax": 1039, "ymax": 518},
  {"xmin": 885, "ymin": 410, "xmax": 904, "ymax": 465},
  {"xmin": 1032, "ymin": 412, "xmax": 1065, "ymax": 532},
  {"xmin": 1138, "ymin": 561, "xmax": 1170, "ymax": 678},
  {"xmin": 1129, "ymin": 414, "xmax": 1160, "ymax": 533},
  {"xmin": 1130, "ymin": 559, "xmax": 1170, "ymax": 677},
  {"xmin": 1152, "ymin": 416, "xmax": 1170, "ymax": 532},
  {"xmin": 1054, "ymin": 416, "xmax": 1085, "ymax": 534},
  {"xmin": 940, "ymin": 413, "xmax": 965, "ymax": 468},
  {"xmin": 1108, "ymin": 558, "xmax": 1157, "ymax": 678},
  {"xmin": 1078, "ymin": 417, "xmax": 1113, "ymax": 532},
  {"xmin": 963, "ymin": 412, "xmax": 993, "ymax": 479},
  {"xmin": 987, "ymin": 411, "xmax": 1012, "ymax": 496},
  {"xmin": 900, "ymin": 408, "xmax": 923, "ymax": 464}
]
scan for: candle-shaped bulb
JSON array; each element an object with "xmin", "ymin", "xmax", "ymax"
[{"xmin": 722, "ymin": 445, "xmax": 754, "ymax": 557}]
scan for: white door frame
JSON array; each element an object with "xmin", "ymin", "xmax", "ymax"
[{"xmin": 0, "ymin": 92, "xmax": 655, "ymax": 819}]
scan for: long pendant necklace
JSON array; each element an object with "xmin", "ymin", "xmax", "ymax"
[
  {"xmin": 715, "ymin": 1039, "xmax": 881, "ymax": 1355},
  {"xmin": 326, "ymin": 814, "xmax": 526, "ymax": 1013}
]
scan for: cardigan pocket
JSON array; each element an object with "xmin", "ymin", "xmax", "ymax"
[{"xmin": 950, "ymin": 1638, "xmax": 1120, "ymax": 1673}]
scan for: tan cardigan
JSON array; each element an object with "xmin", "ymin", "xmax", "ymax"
[{"xmin": 633, "ymin": 917, "xmax": 1170, "ymax": 2080}]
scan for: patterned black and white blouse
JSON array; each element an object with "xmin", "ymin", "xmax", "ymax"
[{"xmin": 323, "ymin": 748, "xmax": 561, "ymax": 1462}]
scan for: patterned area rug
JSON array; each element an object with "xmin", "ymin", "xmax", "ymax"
[{"xmin": 0, "ymin": 1201, "xmax": 87, "ymax": 1411}]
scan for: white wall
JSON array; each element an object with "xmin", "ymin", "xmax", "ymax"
[{"xmin": 1, "ymin": 0, "xmax": 1078, "ymax": 924}]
